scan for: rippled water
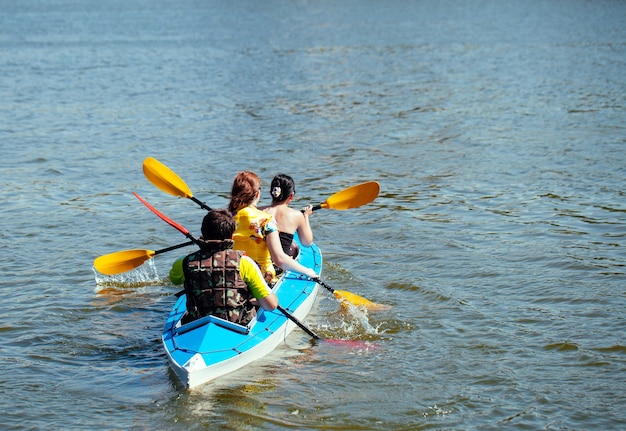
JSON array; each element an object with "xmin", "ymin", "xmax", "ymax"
[{"xmin": 1, "ymin": 0, "xmax": 625, "ymax": 430}]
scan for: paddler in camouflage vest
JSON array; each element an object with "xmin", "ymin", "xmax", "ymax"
[{"xmin": 169, "ymin": 209, "xmax": 278, "ymax": 325}]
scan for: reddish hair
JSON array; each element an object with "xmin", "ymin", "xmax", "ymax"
[{"xmin": 228, "ymin": 171, "xmax": 261, "ymax": 214}]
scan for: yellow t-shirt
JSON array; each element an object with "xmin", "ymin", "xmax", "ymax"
[
  {"xmin": 169, "ymin": 254, "xmax": 272, "ymax": 300},
  {"xmin": 232, "ymin": 206, "xmax": 279, "ymax": 283}
]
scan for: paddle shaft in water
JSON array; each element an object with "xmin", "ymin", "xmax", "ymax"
[
  {"xmin": 277, "ymin": 305, "xmax": 321, "ymax": 340},
  {"xmin": 278, "ymin": 304, "xmax": 379, "ymax": 347}
]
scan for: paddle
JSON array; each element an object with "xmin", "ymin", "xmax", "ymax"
[
  {"xmin": 318, "ymin": 279, "xmax": 392, "ymax": 311},
  {"xmin": 310, "ymin": 181, "xmax": 380, "ymax": 211},
  {"xmin": 132, "ymin": 192, "xmax": 201, "ymax": 244},
  {"xmin": 130, "ymin": 193, "xmax": 370, "ymax": 341},
  {"xmin": 140, "ymin": 158, "xmax": 388, "ymax": 310},
  {"xmin": 277, "ymin": 305, "xmax": 321, "ymax": 340},
  {"xmin": 277, "ymin": 305, "xmax": 376, "ymax": 347},
  {"xmin": 94, "ymin": 241, "xmax": 194, "ymax": 275},
  {"xmin": 144, "ymin": 157, "xmax": 380, "ymax": 213},
  {"xmin": 142, "ymin": 157, "xmax": 212, "ymax": 211}
]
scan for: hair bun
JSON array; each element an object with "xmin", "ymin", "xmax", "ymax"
[{"xmin": 271, "ymin": 186, "xmax": 282, "ymax": 198}]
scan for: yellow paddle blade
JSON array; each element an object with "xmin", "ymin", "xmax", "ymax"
[
  {"xmin": 334, "ymin": 290, "xmax": 391, "ymax": 311},
  {"xmin": 322, "ymin": 181, "xmax": 380, "ymax": 210},
  {"xmin": 143, "ymin": 157, "xmax": 193, "ymax": 199},
  {"xmin": 94, "ymin": 249, "xmax": 156, "ymax": 275}
]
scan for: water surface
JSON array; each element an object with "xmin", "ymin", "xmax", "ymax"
[{"xmin": 1, "ymin": 0, "xmax": 625, "ymax": 430}]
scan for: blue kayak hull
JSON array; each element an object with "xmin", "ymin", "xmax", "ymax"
[{"xmin": 162, "ymin": 240, "xmax": 322, "ymax": 389}]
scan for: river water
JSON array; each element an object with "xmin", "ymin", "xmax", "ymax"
[{"xmin": 1, "ymin": 0, "xmax": 625, "ymax": 430}]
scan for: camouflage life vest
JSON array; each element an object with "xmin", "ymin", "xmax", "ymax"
[{"xmin": 182, "ymin": 241, "xmax": 256, "ymax": 326}]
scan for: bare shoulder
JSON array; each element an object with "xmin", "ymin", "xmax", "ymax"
[
  {"xmin": 286, "ymin": 205, "xmax": 305, "ymax": 220},
  {"xmin": 259, "ymin": 205, "xmax": 277, "ymax": 216}
]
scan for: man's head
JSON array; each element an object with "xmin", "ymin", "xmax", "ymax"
[{"xmin": 201, "ymin": 209, "xmax": 236, "ymax": 240}]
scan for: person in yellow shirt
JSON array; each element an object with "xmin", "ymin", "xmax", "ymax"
[
  {"xmin": 169, "ymin": 209, "xmax": 277, "ymax": 325},
  {"xmin": 227, "ymin": 171, "xmax": 318, "ymax": 284}
]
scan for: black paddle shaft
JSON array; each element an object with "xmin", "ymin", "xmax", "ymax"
[{"xmin": 277, "ymin": 305, "xmax": 321, "ymax": 340}]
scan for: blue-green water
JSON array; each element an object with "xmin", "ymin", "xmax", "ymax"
[{"xmin": 1, "ymin": 1, "xmax": 625, "ymax": 429}]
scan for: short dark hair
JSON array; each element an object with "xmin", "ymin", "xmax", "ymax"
[{"xmin": 201, "ymin": 209, "xmax": 236, "ymax": 240}]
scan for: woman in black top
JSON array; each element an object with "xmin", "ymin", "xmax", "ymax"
[{"xmin": 261, "ymin": 174, "xmax": 314, "ymax": 257}]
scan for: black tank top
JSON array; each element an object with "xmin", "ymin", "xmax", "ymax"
[{"xmin": 278, "ymin": 232, "xmax": 299, "ymax": 258}]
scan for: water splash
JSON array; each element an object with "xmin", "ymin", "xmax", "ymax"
[
  {"xmin": 317, "ymin": 300, "xmax": 387, "ymax": 344},
  {"xmin": 91, "ymin": 260, "xmax": 170, "ymax": 305},
  {"xmin": 340, "ymin": 302, "xmax": 383, "ymax": 335}
]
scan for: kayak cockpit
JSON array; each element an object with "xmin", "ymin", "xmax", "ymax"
[{"xmin": 174, "ymin": 313, "xmax": 258, "ymax": 336}]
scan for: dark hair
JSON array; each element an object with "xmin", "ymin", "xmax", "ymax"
[
  {"xmin": 201, "ymin": 209, "xmax": 236, "ymax": 240},
  {"xmin": 269, "ymin": 174, "xmax": 295, "ymax": 203},
  {"xmin": 228, "ymin": 171, "xmax": 261, "ymax": 214}
]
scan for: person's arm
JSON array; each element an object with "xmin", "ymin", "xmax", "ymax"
[
  {"xmin": 169, "ymin": 257, "xmax": 185, "ymax": 285},
  {"xmin": 239, "ymin": 256, "xmax": 278, "ymax": 310},
  {"xmin": 296, "ymin": 205, "xmax": 314, "ymax": 247},
  {"xmin": 257, "ymin": 291, "xmax": 278, "ymax": 311},
  {"xmin": 266, "ymin": 230, "xmax": 318, "ymax": 279}
]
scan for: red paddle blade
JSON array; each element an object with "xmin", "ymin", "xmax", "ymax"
[{"xmin": 132, "ymin": 192, "xmax": 190, "ymax": 236}]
